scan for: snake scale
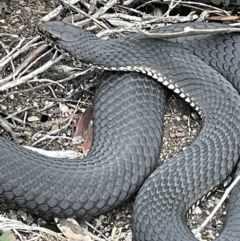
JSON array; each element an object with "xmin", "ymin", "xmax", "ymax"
[{"xmin": 0, "ymin": 21, "xmax": 240, "ymax": 240}]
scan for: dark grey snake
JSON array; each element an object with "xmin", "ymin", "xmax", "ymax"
[{"xmin": 1, "ymin": 21, "xmax": 240, "ymax": 241}]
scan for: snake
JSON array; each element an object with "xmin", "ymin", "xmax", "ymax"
[{"xmin": 0, "ymin": 21, "xmax": 240, "ymax": 241}]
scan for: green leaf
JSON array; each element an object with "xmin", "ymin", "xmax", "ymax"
[
  {"xmin": 210, "ymin": 0, "xmax": 222, "ymax": 5},
  {"xmin": 0, "ymin": 232, "xmax": 15, "ymax": 241},
  {"xmin": 222, "ymin": 0, "xmax": 230, "ymax": 5}
]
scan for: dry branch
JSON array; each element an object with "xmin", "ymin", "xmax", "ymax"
[{"xmin": 136, "ymin": 25, "xmax": 240, "ymax": 39}]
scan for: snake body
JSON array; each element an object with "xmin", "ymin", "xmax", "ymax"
[{"xmin": 1, "ymin": 21, "xmax": 240, "ymax": 240}]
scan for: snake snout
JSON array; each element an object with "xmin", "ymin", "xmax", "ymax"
[
  {"xmin": 41, "ymin": 21, "xmax": 105, "ymax": 63},
  {"xmin": 38, "ymin": 21, "xmax": 68, "ymax": 43},
  {"xmin": 39, "ymin": 21, "xmax": 87, "ymax": 43}
]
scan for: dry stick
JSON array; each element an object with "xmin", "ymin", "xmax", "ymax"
[
  {"xmin": 172, "ymin": 0, "xmax": 231, "ymax": 16},
  {"xmin": 193, "ymin": 175, "xmax": 240, "ymax": 235},
  {"xmin": 179, "ymin": 0, "xmax": 230, "ymax": 15},
  {"xmin": 139, "ymin": 11, "xmax": 197, "ymax": 24},
  {"xmin": 0, "ymin": 216, "xmax": 67, "ymax": 241},
  {"xmin": 107, "ymin": 18, "xmax": 137, "ymax": 28},
  {"xmin": 88, "ymin": 0, "xmax": 98, "ymax": 14},
  {"xmin": 164, "ymin": 0, "xmax": 182, "ymax": 17},
  {"xmin": 0, "ymin": 41, "xmax": 16, "ymax": 80},
  {"xmin": 6, "ymin": 107, "xmax": 33, "ymax": 121},
  {"xmin": 0, "ymin": 33, "xmax": 19, "ymax": 38},
  {"xmin": 117, "ymin": 4, "xmax": 149, "ymax": 16},
  {"xmin": 23, "ymin": 146, "xmax": 82, "ymax": 159},
  {"xmin": 98, "ymin": 12, "xmax": 198, "ymax": 37},
  {"xmin": 100, "ymin": 12, "xmax": 142, "ymax": 22},
  {"xmin": 8, "ymin": 68, "xmax": 92, "ymax": 96},
  {"xmin": 136, "ymin": 26, "xmax": 240, "ymax": 39},
  {"xmin": 31, "ymin": 98, "xmax": 81, "ymax": 147},
  {"xmin": 0, "ymin": 38, "xmax": 25, "ymax": 71},
  {"xmin": 1, "ymin": 44, "xmax": 48, "ymax": 85},
  {"xmin": 17, "ymin": 45, "xmax": 51, "ymax": 78},
  {"xmin": 41, "ymin": 0, "xmax": 82, "ymax": 21},
  {"xmin": 48, "ymin": 85, "xmax": 58, "ymax": 99},
  {"xmin": 123, "ymin": 0, "xmax": 136, "ymax": 6},
  {"xmin": 136, "ymin": 0, "xmax": 163, "ymax": 9},
  {"xmin": 0, "ymin": 117, "xmax": 19, "ymax": 140},
  {"xmin": 0, "ymin": 46, "xmax": 12, "ymax": 82},
  {"xmin": 0, "ymin": 55, "xmax": 63, "ymax": 91},
  {"xmin": 60, "ymin": 0, "xmax": 108, "ymax": 29},
  {"xmin": 0, "ymin": 36, "xmax": 41, "ymax": 75},
  {"xmin": 30, "ymin": 78, "xmax": 65, "ymax": 89},
  {"xmin": 77, "ymin": 11, "xmax": 196, "ymax": 37},
  {"xmin": 85, "ymin": 221, "xmax": 111, "ymax": 241},
  {"xmin": 92, "ymin": 0, "xmax": 118, "ymax": 18},
  {"xmin": 230, "ymin": 23, "xmax": 240, "ymax": 27}
]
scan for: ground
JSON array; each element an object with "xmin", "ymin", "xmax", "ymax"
[{"xmin": 0, "ymin": 0, "xmax": 235, "ymax": 241}]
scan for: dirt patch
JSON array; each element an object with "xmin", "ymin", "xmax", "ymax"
[{"xmin": 0, "ymin": 0, "xmax": 56, "ymax": 36}]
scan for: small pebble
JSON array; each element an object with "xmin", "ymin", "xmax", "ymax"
[
  {"xmin": 28, "ymin": 116, "xmax": 40, "ymax": 122},
  {"xmin": 59, "ymin": 103, "xmax": 69, "ymax": 113},
  {"xmin": 9, "ymin": 94, "xmax": 14, "ymax": 99},
  {"xmin": 175, "ymin": 116, "xmax": 181, "ymax": 121}
]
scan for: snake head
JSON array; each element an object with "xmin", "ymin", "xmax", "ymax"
[{"xmin": 38, "ymin": 21, "xmax": 101, "ymax": 62}]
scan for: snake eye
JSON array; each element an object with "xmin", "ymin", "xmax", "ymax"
[{"xmin": 48, "ymin": 34, "xmax": 59, "ymax": 42}]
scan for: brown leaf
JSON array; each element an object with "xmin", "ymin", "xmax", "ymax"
[
  {"xmin": 207, "ymin": 15, "xmax": 240, "ymax": 21},
  {"xmin": 73, "ymin": 105, "xmax": 93, "ymax": 156}
]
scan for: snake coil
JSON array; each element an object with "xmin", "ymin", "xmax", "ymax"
[{"xmin": 0, "ymin": 21, "xmax": 240, "ymax": 241}]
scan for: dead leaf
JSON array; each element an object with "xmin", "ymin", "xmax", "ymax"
[
  {"xmin": 111, "ymin": 226, "xmax": 122, "ymax": 240},
  {"xmin": 54, "ymin": 218, "xmax": 92, "ymax": 241},
  {"xmin": 73, "ymin": 105, "xmax": 93, "ymax": 156}
]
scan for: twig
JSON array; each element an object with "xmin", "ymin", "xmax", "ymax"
[
  {"xmin": 136, "ymin": 26, "xmax": 240, "ymax": 39},
  {"xmin": 164, "ymin": 0, "xmax": 182, "ymax": 17},
  {"xmin": 0, "ymin": 41, "xmax": 16, "ymax": 82},
  {"xmin": 0, "ymin": 36, "xmax": 41, "ymax": 73},
  {"xmin": 97, "ymin": 12, "xmax": 198, "ymax": 37},
  {"xmin": 123, "ymin": 0, "xmax": 136, "ymax": 6},
  {"xmin": 6, "ymin": 67, "xmax": 92, "ymax": 96},
  {"xmin": 193, "ymin": 176, "xmax": 240, "ymax": 234},
  {"xmin": 0, "ymin": 37, "xmax": 26, "ymax": 72},
  {"xmin": 0, "ymin": 216, "xmax": 67, "ymax": 241},
  {"xmin": 30, "ymin": 78, "xmax": 65, "ymax": 89},
  {"xmin": 17, "ymin": 45, "xmax": 50, "ymax": 78},
  {"xmin": 178, "ymin": 0, "xmax": 230, "ymax": 15},
  {"xmin": 23, "ymin": 146, "xmax": 82, "ymax": 159},
  {"xmin": 136, "ymin": 0, "xmax": 163, "ymax": 9},
  {"xmin": 0, "ymin": 33, "xmax": 19, "ymax": 38},
  {"xmin": 142, "ymin": 11, "xmax": 198, "ymax": 24},
  {"xmin": 92, "ymin": 0, "xmax": 119, "ymax": 18},
  {"xmin": 41, "ymin": 0, "xmax": 82, "ymax": 22},
  {"xmin": 5, "ymin": 107, "xmax": 33, "ymax": 121},
  {"xmin": 85, "ymin": 221, "xmax": 111, "ymax": 241},
  {"xmin": 100, "ymin": 12, "xmax": 142, "ymax": 22},
  {"xmin": 31, "ymin": 98, "xmax": 81, "ymax": 146},
  {"xmin": 0, "ymin": 116, "xmax": 19, "ymax": 140},
  {"xmin": 59, "ymin": 0, "xmax": 108, "ymax": 29},
  {"xmin": 1, "ymin": 44, "xmax": 48, "ymax": 85},
  {"xmin": 0, "ymin": 55, "xmax": 63, "ymax": 91}
]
